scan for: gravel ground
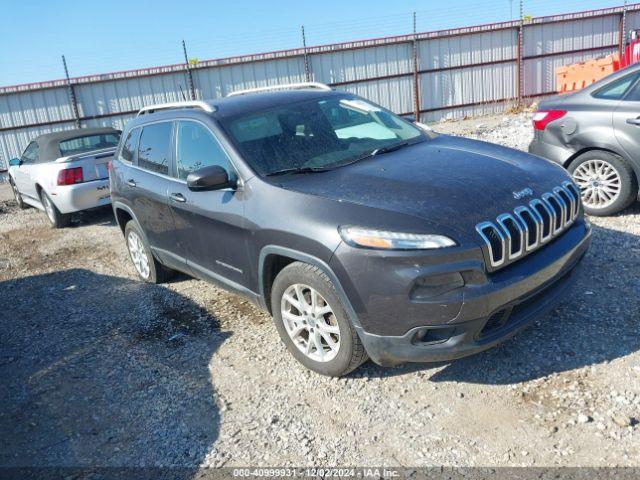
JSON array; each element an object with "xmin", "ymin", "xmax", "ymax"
[{"xmin": 1, "ymin": 113, "xmax": 639, "ymax": 470}]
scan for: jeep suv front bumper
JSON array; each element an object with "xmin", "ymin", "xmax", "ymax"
[{"xmin": 330, "ymin": 220, "xmax": 591, "ymax": 366}]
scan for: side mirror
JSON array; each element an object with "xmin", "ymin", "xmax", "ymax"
[
  {"xmin": 187, "ymin": 165, "xmax": 236, "ymax": 191},
  {"xmin": 9, "ymin": 158, "xmax": 21, "ymax": 167}
]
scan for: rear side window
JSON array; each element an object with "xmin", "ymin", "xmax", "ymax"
[
  {"xmin": 118, "ymin": 128, "xmax": 140, "ymax": 163},
  {"xmin": 592, "ymin": 73, "xmax": 639, "ymax": 100},
  {"xmin": 137, "ymin": 122, "xmax": 172, "ymax": 175},
  {"xmin": 623, "ymin": 80, "xmax": 640, "ymax": 101},
  {"xmin": 175, "ymin": 121, "xmax": 233, "ymax": 181},
  {"xmin": 59, "ymin": 133, "xmax": 120, "ymax": 156}
]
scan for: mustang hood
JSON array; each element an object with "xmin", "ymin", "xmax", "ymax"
[{"xmin": 275, "ymin": 135, "xmax": 572, "ymax": 242}]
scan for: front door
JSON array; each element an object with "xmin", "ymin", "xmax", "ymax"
[
  {"xmin": 13, "ymin": 141, "xmax": 39, "ymax": 200},
  {"xmin": 166, "ymin": 120, "xmax": 249, "ymax": 289}
]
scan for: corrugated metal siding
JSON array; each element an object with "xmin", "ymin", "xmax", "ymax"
[
  {"xmin": 195, "ymin": 57, "xmax": 307, "ymax": 98},
  {"xmin": 1, "ymin": 4, "xmax": 637, "ymax": 167},
  {"xmin": 418, "ymin": 29, "xmax": 517, "ymax": 69},
  {"xmin": 0, "ymin": 87, "xmax": 73, "ymax": 129},
  {"xmin": 523, "ymin": 14, "xmax": 619, "ymax": 56},
  {"xmin": 311, "ymin": 43, "xmax": 412, "ymax": 84}
]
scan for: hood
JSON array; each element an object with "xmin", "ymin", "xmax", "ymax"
[{"xmin": 274, "ymin": 136, "xmax": 571, "ymax": 242}]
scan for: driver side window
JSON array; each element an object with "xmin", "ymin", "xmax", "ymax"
[
  {"xmin": 175, "ymin": 121, "xmax": 233, "ymax": 181},
  {"xmin": 21, "ymin": 142, "xmax": 39, "ymax": 164}
]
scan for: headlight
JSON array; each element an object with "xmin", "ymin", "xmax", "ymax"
[{"xmin": 339, "ymin": 226, "xmax": 456, "ymax": 250}]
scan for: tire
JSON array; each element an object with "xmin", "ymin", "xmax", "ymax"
[
  {"xmin": 40, "ymin": 190, "xmax": 71, "ymax": 228},
  {"xmin": 271, "ymin": 261, "xmax": 367, "ymax": 377},
  {"xmin": 568, "ymin": 151, "xmax": 637, "ymax": 216},
  {"xmin": 124, "ymin": 220, "xmax": 175, "ymax": 283},
  {"xmin": 9, "ymin": 178, "xmax": 27, "ymax": 209}
]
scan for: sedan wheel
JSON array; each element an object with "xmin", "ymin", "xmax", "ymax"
[
  {"xmin": 572, "ymin": 159, "xmax": 621, "ymax": 210},
  {"xmin": 127, "ymin": 230, "xmax": 151, "ymax": 279},
  {"xmin": 281, "ymin": 283, "xmax": 341, "ymax": 363}
]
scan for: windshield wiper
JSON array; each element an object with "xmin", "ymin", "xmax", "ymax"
[
  {"xmin": 265, "ymin": 166, "xmax": 333, "ymax": 177},
  {"xmin": 371, "ymin": 141, "xmax": 410, "ymax": 156}
]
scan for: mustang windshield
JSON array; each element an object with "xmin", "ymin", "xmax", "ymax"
[{"xmin": 221, "ymin": 96, "xmax": 426, "ymax": 176}]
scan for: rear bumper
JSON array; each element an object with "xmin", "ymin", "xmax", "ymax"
[
  {"xmin": 528, "ymin": 137, "xmax": 574, "ymax": 166},
  {"xmin": 355, "ymin": 224, "xmax": 590, "ymax": 366},
  {"xmin": 52, "ymin": 179, "xmax": 111, "ymax": 214}
]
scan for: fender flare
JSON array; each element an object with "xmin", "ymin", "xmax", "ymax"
[
  {"xmin": 258, "ymin": 245, "xmax": 363, "ymax": 330},
  {"xmin": 111, "ymin": 201, "xmax": 152, "ymax": 245}
]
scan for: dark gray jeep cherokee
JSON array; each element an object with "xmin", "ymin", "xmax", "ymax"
[{"xmin": 110, "ymin": 83, "xmax": 591, "ymax": 376}]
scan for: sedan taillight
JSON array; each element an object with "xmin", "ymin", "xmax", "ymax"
[
  {"xmin": 57, "ymin": 167, "xmax": 84, "ymax": 185},
  {"xmin": 532, "ymin": 110, "xmax": 566, "ymax": 130}
]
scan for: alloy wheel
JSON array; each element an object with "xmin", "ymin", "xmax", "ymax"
[
  {"xmin": 280, "ymin": 283, "xmax": 341, "ymax": 362},
  {"xmin": 572, "ymin": 159, "xmax": 622, "ymax": 210},
  {"xmin": 127, "ymin": 231, "xmax": 150, "ymax": 279},
  {"xmin": 42, "ymin": 194, "xmax": 56, "ymax": 223}
]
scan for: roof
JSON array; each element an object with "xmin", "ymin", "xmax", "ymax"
[
  {"xmin": 210, "ymin": 89, "xmax": 345, "ymax": 118},
  {"xmin": 35, "ymin": 127, "xmax": 120, "ymax": 160}
]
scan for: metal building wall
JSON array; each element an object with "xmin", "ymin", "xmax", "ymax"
[{"xmin": 1, "ymin": 4, "xmax": 637, "ymax": 168}]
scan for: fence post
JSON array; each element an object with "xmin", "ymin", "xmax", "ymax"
[
  {"xmin": 62, "ymin": 55, "xmax": 80, "ymax": 128},
  {"xmin": 619, "ymin": 0, "xmax": 628, "ymax": 57},
  {"xmin": 182, "ymin": 40, "xmax": 196, "ymax": 100},
  {"xmin": 412, "ymin": 11, "xmax": 421, "ymax": 122},
  {"xmin": 301, "ymin": 26, "xmax": 311, "ymax": 82},
  {"xmin": 516, "ymin": 0, "xmax": 524, "ymax": 105}
]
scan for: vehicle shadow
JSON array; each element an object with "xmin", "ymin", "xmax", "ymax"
[
  {"xmin": 69, "ymin": 206, "xmax": 117, "ymax": 228},
  {"xmin": 0, "ymin": 269, "xmax": 228, "ymax": 474},
  {"xmin": 357, "ymin": 223, "xmax": 640, "ymax": 384}
]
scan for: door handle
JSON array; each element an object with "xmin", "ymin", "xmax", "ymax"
[
  {"xmin": 626, "ymin": 117, "xmax": 640, "ymax": 126},
  {"xmin": 126, "ymin": 179, "xmax": 137, "ymax": 187},
  {"xmin": 169, "ymin": 193, "xmax": 186, "ymax": 203}
]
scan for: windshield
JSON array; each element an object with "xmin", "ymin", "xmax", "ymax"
[
  {"xmin": 220, "ymin": 96, "xmax": 425, "ymax": 175},
  {"xmin": 59, "ymin": 133, "xmax": 121, "ymax": 157}
]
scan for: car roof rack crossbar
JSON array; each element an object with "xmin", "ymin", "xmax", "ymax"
[
  {"xmin": 227, "ymin": 82, "xmax": 332, "ymax": 97},
  {"xmin": 137, "ymin": 100, "xmax": 215, "ymax": 116}
]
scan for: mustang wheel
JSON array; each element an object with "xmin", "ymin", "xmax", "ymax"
[
  {"xmin": 271, "ymin": 262, "xmax": 367, "ymax": 376},
  {"xmin": 9, "ymin": 179, "xmax": 27, "ymax": 209},
  {"xmin": 40, "ymin": 191, "xmax": 70, "ymax": 228},
  {"xmin": 569, "ymin": 151, "xmax": 637, "ymax": 216}
]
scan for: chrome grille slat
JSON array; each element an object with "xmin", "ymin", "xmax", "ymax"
[{"xmin": 476, "ymin": 183, "xmax": 582, "ymax": 270}]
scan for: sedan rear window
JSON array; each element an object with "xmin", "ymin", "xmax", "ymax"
[{"xmin": 59, "ymin": 133, "xmax": 121, "ymax": 156}]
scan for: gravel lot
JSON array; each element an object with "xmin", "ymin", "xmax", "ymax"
[{"xmin": 1, "ymin": 113, "xmax": 639, "ymax": 469}]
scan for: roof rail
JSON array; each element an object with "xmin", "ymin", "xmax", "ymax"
[
  {"xmin": 227, "ymin": 82, "xmax": 332, "ymax": 97},
  {"xmin": 137, "ymin": 100, "xmax": 214, "ymax": 116}
]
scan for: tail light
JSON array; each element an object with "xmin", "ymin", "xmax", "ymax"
[
  {"xmin": 57, "ymin": 167, "xmax": 84, "ymax": 186},
  {"xmin": 107, "ymin": 160, "xmax": 112, "ymax": 172},
  {"xmin": 532, "ymin": 110, "xmax": 566, "ymax": 130}
]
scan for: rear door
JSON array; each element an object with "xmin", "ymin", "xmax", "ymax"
[
  {"xmin": 166, "ymin": 119, "xmax": 249, "ymax": 288},
  {"xmin": 613, "ymin": 77, "xmax": 640, "ymax": 165},
  {"xmin": 127, "ymin": 121, "xmax": 183, "ymax": 264},
  {"xmin": 13, "ymin": 141, "xmax": 39, "ymax": 199}
]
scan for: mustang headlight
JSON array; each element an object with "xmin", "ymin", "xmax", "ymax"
[{"xmin": 339, "ymin": 226, "xmax": 456, "ymax": 250}]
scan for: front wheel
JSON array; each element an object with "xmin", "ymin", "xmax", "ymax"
[
  {"xmin": 271, "ymin": 262, "xmax": 367, "ymax": 377},
  {"xmin": 569, "ymin": 151, "xmax": 637, "ymax": 216},
  {"xmin": 41, "ymin": 191, "xmax": 70, "ymax": 228},
  {"xmin": 9, "ymin": 178, "xmax": 27, "ymax": 209}
]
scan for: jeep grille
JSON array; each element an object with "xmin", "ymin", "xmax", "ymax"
[{"xmin": 476, "ymin": 181, "xmax": 581, "ymax": 270}]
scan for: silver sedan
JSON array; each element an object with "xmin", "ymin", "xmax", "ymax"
[{"xmin": 529, "ymin": 63, "xmax": 640, "ymax": 216}]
